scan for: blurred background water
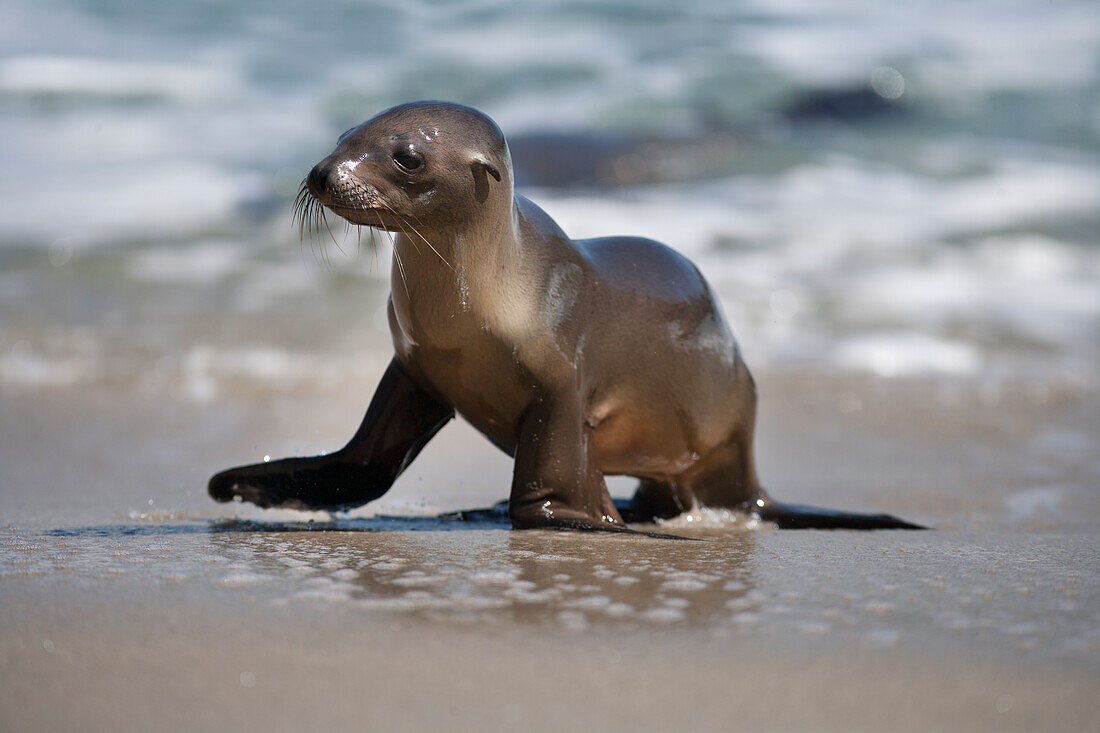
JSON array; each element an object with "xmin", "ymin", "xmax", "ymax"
[{"xmin": 1, "ymin": 0, "xmax": 1098, "ymax": 399}]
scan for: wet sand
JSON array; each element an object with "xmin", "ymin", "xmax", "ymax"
[
  {"xmin": 2, "ymin": 597, "xmax": 1094, "ymax": 732},
  {"xmin": 2, "ymin": 368, "xmax": 1097, "ymax": 731}
]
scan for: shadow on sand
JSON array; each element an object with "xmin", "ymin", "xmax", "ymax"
[{"xmin": 44, "ymin": 500, "xmax": 701, "ymax": 540}]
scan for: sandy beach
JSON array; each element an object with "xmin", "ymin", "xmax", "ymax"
[{"xmin": 3, "ymin": 367, "xmax": 1097, "ymax": 732}]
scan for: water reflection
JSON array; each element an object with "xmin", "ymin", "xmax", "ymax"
[
  {"xmin": 22, "ymin": 515, "xmax": 759, "ymax": 629},
  {"xmin": 203, "ymin": 524, "xmax": 758, "ymax": 629},
  {"xmin": 8, "ymin": 520, "xmax": 1096, "ymax": 668}
]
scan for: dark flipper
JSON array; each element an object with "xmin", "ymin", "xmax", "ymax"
[
  {"xmin": 209, "ymin": 458, "xmax": 410, "ymax": 512},
  {"xmin": 753, "ymin": 498, "xmax": 927, "ymax": 530},
  {"xmin": 506, "ymin": 392, "xmax": 627, "ymax": 531},
  {"xmin": 444, "ymin": 497, "xmax": 923, "ymax": 532},
  {"xmin": 616, "ymin": 494, "xmax": 925, "ymax": 530},
  {"xmin": 444, "ymin": 500, "xmax": 694, "ymax": 539},
  {"xmin": 209, "ymin": 359, "xmax": 453, "ymax": 511}
]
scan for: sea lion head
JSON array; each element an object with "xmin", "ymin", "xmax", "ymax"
[{"xmin": 300, "ymin": 101, "xmax": 510, "ymax": 236}]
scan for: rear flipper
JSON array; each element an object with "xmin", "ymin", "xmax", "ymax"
[
  {"xmin": 446, "ymin": 497, "xmax": 926, "ymax": 530},
  {"xmin": 751, "ymin": 497, "xmax": 926, "ymax": 530},
  {"xmin": 619, "ymin": 483, "xmax": 926, "ymax": 530}
]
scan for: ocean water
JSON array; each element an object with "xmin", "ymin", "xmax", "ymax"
[{"xmin": 1, "ymin": 0, "xmax": 1098, "ymax": 395}]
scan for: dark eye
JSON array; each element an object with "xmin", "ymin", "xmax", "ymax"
[{"xmin": 393, "ymin": 154, "xmax": 422, "ymax": 173}]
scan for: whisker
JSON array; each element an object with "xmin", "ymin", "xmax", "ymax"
[
  {"xmin": 309, "ymin": 198, "xmax": 332, "ymax": 269},
  {"xmin": 292, "ymin": 179, "xmax": 400, "ymax": 275},
  {"xmin": 377, "ymin": 207, "xmax": 416, "ymax": 259},
  {"xmin": 393, "ymin": 215, "xmax": 422, "ymax": 257},
  {"xmin": 292, "ymin": 180, "xmax": 311, "ymax": 261},
  {"xmin": 399, "ymin": 206, "xmax": 453, "ymax": 269},
  {"xmin": 321, "ymin": 208, "xmax": 347, "ymax": 261},
  {"xmin": 314, "ymin": 204, "xmax": 329, "ymax": 268},
  {"xmin": 404, "ymin": 218, "xmax": 453, "ymax": 271},
  {"xmin": 294, "ymin": 184, "xmax": 317, "ymax": 264},
  {"xmin": 368, "ymin": 227, "xmax": 381, "ymax": 274},
  {"xmin": 376, "ymin": 199, "xmax": 453, "ymax": 272},
  {"xmin": 368, "ymin": 199, "xmax": 424, "ymax": 262},
  {"xmin": 307, "ymin": 199, "xmax": 323, "ymax": 266},
  {"xmin": 376, "ymin": 211, "xmax": 410, "ymax": 300}
]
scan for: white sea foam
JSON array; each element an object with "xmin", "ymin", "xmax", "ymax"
[
  {"xmin": 220, "ymin": 571, "xmax": 270, "ymax": 587},
  {"xmin": 534, "ymin": 153, "xmax": 1100, "ymax": 374},
  {"xmin": 0, "ymin": 54, "xmax": 240, "ymax": 101},
  {"xmin": 1005, "ymin": 487, "xmax": 1065, "ymax": 521},
  {"xmin": 0, "ymin": 341, "xmax": 98, "ymax": 388},
  {"xmin": 175, "ymin": 345, "xmax": 357, "ymax": 402},
  {"xmin": 0, "ymin": 0, "xmax": 1095, "ymax": 384},
  {"xmin": 0, "ymin": 158, "xmax": 265, "ymax": 247},
  {"xmin": 127, "ymin": 240, "xmax": 248, "ymax": 283},
  {"xmin": 831, "ymin": 333, "xmax": 981, "ymax": 377},
  {"xmin": 735, "ymin": 0, "xmax": 1100, "ymax": 92},
  {"xmin": 537, "ymin": 154, "xmax": 1100, "ymax": 260}
]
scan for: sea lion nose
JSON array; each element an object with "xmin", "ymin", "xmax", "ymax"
[{"xmin": 307, "ymin": 162, "xmax": 331, "ymax": 196}]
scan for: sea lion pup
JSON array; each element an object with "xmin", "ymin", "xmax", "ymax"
[{"xmin": 208, "ymin": 101, "xmax": 923, "ymax": 531}]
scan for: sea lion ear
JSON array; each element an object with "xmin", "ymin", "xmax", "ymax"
[
  {"xmin": 470, "ymin": 154, "xmax": 501, "ymax": 204},
  {"xmin": 472, "ymin": 154, "xmax": 501, "ymax": 182}
]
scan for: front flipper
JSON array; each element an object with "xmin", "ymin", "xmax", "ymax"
[
  {"xmin": 209, "ymin": 359, "xmax": 453, "ymax": 511},
  {"xmin": 506, "ymin": 393, "xmax": 624, "ymax": 530},
  {"xmin": 208, "ymin": 457, "xmax": 404, "ymax": 511}
]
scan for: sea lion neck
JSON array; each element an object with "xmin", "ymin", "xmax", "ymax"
[
  {"xmin": 389, "ymin": 186, "xmax": 525, "ymax": 279},
  {"xmin": 387, "ymin": 192, "xmax": 534, "ymax": 339}
]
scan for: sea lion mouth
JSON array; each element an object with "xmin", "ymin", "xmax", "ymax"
[
  {"xmin": 321, "ymin": 202, "xmax": 387, "ymax": 227},
  {"xmin": 292, "ymin": 179, "xmax": 432, "ymax": 259}
]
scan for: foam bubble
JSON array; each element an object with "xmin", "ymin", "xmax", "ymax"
[
  {"xmin": 1005, "ymin": 487, "xmax": 1064, "ymax": 521},
  {"xmin": 832, "ymin": 333, "xmax": 982, "ymax": 377},
  {"xmin": 641, "ymin": 607, "xmax": 685, "ymax": 623},
  {"xmin": 220, "ymin": 572, "xmax": 269, "ymax": 587},
  {"xmin": 0, "ymin": 341, "xmax": 97, "ymax": 388},
  {"xmin": 127, "ymin": 241, "xmax": 248, "ymax": 284}
]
